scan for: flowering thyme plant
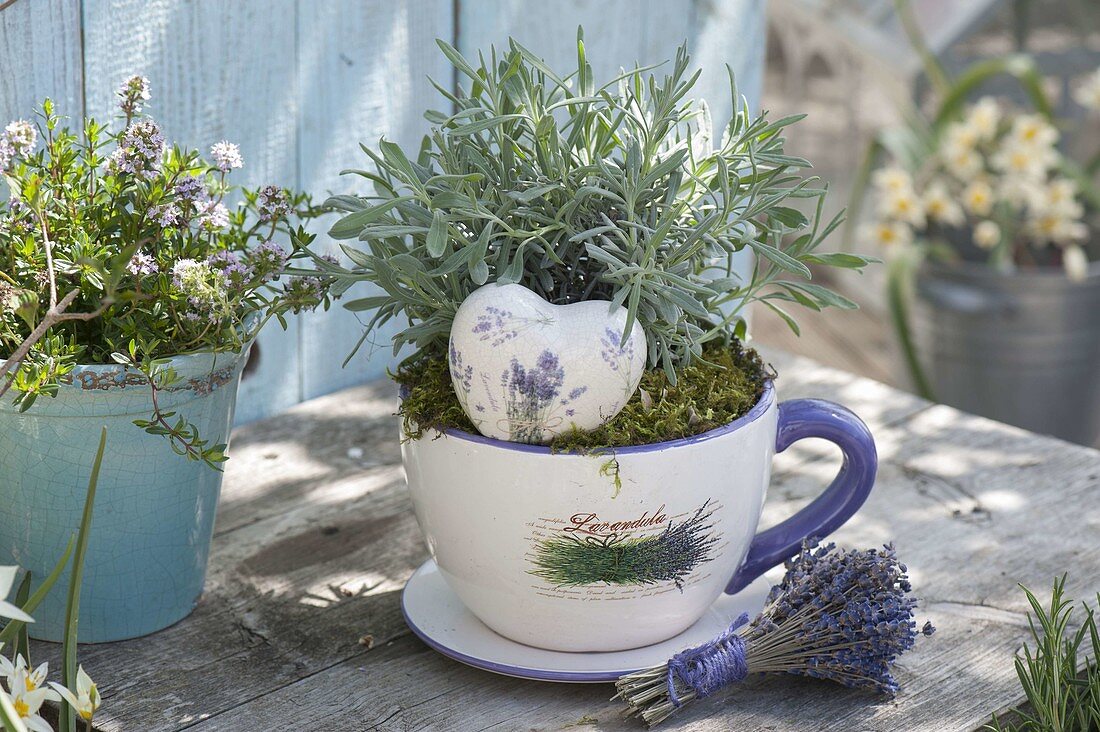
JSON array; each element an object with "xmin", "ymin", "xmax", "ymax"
[
  {"xmin": 326, "ymin": 31, "xmax": 874, "ymax": 381},
  {"xmin": 0, "ymin": 78, "xmax": 335, "ymax": 467},
  {"xmin": 616, "ymin": 542, "xmax": 934, "ymax": 727}
]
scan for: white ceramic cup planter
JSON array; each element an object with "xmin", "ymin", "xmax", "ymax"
[{"xmin": 402, "ymin": 383, "xmax": 877, "ymax": 652}]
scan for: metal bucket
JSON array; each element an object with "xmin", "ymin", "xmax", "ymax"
[{"xmin": 912, "ymin": 261, "xmax": 1100, "ymax": 446}]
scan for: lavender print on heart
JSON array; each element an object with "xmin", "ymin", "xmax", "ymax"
[{"xmin": 449, "ymin": 283, "xmax": 647, "ymax": 444}]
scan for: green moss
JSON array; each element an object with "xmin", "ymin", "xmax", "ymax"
[{"xmin": 393, "ymin": 341, "xmax": 770, "ymax": 451}]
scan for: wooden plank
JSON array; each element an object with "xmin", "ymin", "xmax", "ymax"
[
  {"xmin": 181, "ymin": 376, "xmax": 1100, "ymax": 732},
  {"xmin": 0, "ymin": 0, "xmax": 83, "ymax": 122},
  {"xmin": 81, "ymin": 0, "xmax": 303, "ymax": 424},
  {"xmin": 296, "ymin": 0, "xmax": 454, "ymax": 401}
]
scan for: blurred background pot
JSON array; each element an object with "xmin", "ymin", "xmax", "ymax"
[
  {"xmin": 913, "ymin": 260, "xmax": 1100, "ymax": 445},
  {"xmin": 0, "ymin": 348, "xmax": 248, "ymax": 642}
]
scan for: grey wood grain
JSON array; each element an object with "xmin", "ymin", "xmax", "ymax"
[
  {"xmin": 0, "ymin": 0, "xmax": 83, "ymax": 122},
  {"xmin": 37, "ymin": 351, "xmax": 1097, "ymax": 731},
  {"xmin": 296, "ymin": 0, "xmax": 454, "ymax": 400},
  {"xmin": 81, "ymin": 0, "xmax": 304, "ymax": 424}
]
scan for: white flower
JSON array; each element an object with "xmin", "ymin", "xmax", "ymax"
[
  {"xmin": 973, "ymin": 220, "xmax": 1001, "ymax": 249},
  {"xmin": 962, "ymin": 180, "xmax": 995, "ymax": 217},
  {"xmin": 877, "ymin": 186, "xmax": 925, "ymax": 227},
  {"xmin": 210, "ymin": 140, "xmax": 243, "ymax": 172},
  {"xmin": 0, "ymin": 654, "xmax": 48, "ymax": 693},
  {"xmin": 9, "ymin": 666, "xmax": 60, "ymax": 732},
  {"xmin": 943, "ymin": 121, "xmax": 980, "ymax": 153},
  {"xmin": 863, "ymin": 219, "xmax": 913, "ymax": 249},
  {"xmin": 990, "ymin": 139, "xmax": 1058, "ymax": 180},
  {"xmin": 0, "ymin": 568, "xmax": 32, "ymax": 624},
  {"xmin": 941, "ymin": 144, "xmax": 984, "ymax": 180},
  {"xmin": 1028, "ymin": 211, "xmax": 1088, "ymax": 246},
  {"xmin": 872, "ymin": 166, "xmax": 914, "ymax": 194},
  {"xmin": 1073, "ymin": 68, "xmax": 1100, "ymax": 111},
  {"xmin": 964, "ymin": 97, "xmax": 1001, "ymax": 141},
  {"xmin": 49, "ymin": 666, "xmax": 100, "ymax": 723},
  {"xmin": 1008, "ymin": 114, "xmax": 1058, "ymax": 150},
  {"xmin": 922, "ymin": 181, "xmax": 964, "ymax": 226},
  {"xmin": 1028, "ymin": 177, "xmax": 1083, "ymax": 219},
  {"xmin": 997, "ymin": 176, "xmax": 1043, "ymax": 209}
]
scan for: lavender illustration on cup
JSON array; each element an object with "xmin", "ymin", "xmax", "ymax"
[
  {"xmin": 448, "ymin": 342, "xmax": 486, "ymax": 430},
  {"xmin": 601, "ymin": 326, "xmax": 641, "ymax": 405},
  {"xmin": 499, "ymin": 350, "xmax": 588, "ymax": 443},
  {"xmin": 529, "ymin": 501, "xmax": 719, "ymax": 589},
  {"xmin": 472, "ymin": 305, "xmax": 553, "ymax": 347}
]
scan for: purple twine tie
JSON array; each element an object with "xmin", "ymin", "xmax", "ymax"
[{"xmin": 666, "ymin": 612, "xmax": 751, "ymax": 708}]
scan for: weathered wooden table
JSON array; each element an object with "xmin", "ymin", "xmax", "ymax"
[{"xmin": 44, "ymin": 349, "xmax": 1100, "ymax": 731}]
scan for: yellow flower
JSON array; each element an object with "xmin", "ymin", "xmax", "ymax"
[
  {"xmin": 973, "ymin": 220, "xmax": 1001, "ymax": 249},
  {"xmin": 962, "ymin": 180, "xmax": 995, "ymax": 217},
  {"xmin": 922, "ymin": 181, "xmax": 964, "ymax": 226}
]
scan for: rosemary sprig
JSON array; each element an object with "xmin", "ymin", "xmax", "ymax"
[{"xmin": 987, "ymin": 576, "xmax": 1100, "ymax": 732}]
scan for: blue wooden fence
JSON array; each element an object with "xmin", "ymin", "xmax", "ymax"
[{"xmin": 0, "ymin": 0, "xmax": 765, "ymax": 423}]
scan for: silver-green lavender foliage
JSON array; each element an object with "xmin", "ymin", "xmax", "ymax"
[{"xmin": 326, "ymin": 31, "xmax": 874, "ymax": 378}]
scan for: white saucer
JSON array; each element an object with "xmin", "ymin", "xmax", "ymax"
[{"xmin": 401, "ymin": 559, "xmax": 771, "ymax": 683}]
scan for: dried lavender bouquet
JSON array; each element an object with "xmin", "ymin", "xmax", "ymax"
[{"xmin": 615, "ymin": 542, "xmax": 935, "ymax": 727}]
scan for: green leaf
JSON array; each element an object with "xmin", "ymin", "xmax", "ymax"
[
  {"xmin": 60, "ymin": 426, "xmax": 106, "ymax": 732},
  {"xmin": 800, "ymin": 252, "xmax": 876, "ymax": 268},
  {"xmin": 328, "ymin": 198, "xmax": 410, "ymax": 239},
  {"xmin": 768, "ymin": 206, "xmax": 808, "ymax": 229},
  {"xmin": 427, "ymin": 210, "xmax": 448, "ymax": 257}
]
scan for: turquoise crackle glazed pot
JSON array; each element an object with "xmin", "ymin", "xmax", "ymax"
[{"xmin": 0, "ymin": 348, "xmax": 248, "ymax": 642}]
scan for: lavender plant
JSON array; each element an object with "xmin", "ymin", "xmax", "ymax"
[
  {"xmin": 0, "ymin": 78, "xmax": 336, "ymax": 468},
  {"xmin": 325, "ymin": 30, "xmax": 874, "ymax": 381},
  {"xmin": 615, "ymin": 541, "xmax": 935, "ymax": 727}
]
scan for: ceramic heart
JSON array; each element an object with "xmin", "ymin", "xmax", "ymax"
[{"xmin": 448, "ymin": 283, "xmax": 647, "ymax": 444}]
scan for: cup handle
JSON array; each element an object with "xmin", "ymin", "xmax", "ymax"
[{"xmin": 725, "ymin": 398, "xmax": 877, "ymax": 594}]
